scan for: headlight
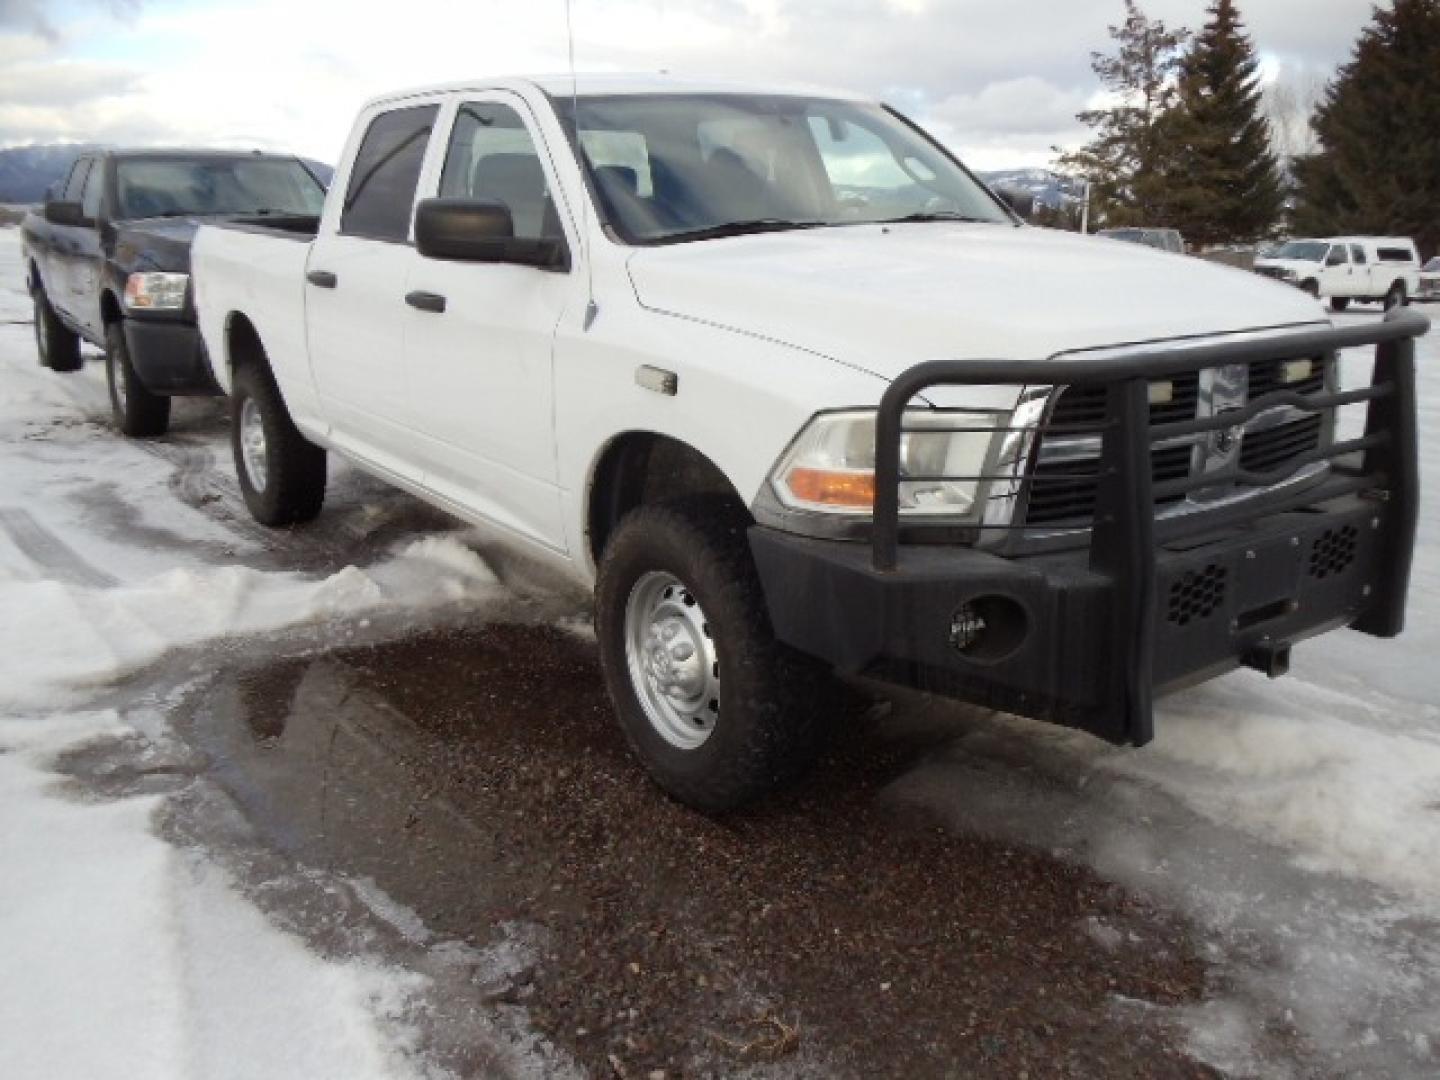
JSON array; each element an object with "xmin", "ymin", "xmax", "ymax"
[
  {"xmin": 1281, "ymin": 268, "xmax": 1298, "ymax": 281},
  {"xmin": 770, "ymin": 409, "xmax": 1006, "ymax": 519},
  {"xmin": 124, "ymin": 272, "xmax": 189, "ymax": 311}
]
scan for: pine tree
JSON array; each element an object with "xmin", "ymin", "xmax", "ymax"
[
  {"xmin": 1161, "ymin": 0, "xmax": 1285, "ymax": 245},
  {"xmin": 1292, "ymin": 0, "xmax": 1440, "ymax": 258},
  {"xmin": 1056, "ymin": 1, "xmax": 1189, "ymax": 229}
]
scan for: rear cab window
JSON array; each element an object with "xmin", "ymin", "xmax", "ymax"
[{"xmin": 340, "ymin": 104, "xmax": 440, "ymax": 242}]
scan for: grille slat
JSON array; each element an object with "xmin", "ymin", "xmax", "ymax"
[{"xmin": 1026, "ymin": 359, "xmax": 1330, "ymax": 530}]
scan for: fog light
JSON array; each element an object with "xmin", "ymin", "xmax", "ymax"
[{"xmin": 949, "ymin": 604, "xmax": 988, "ymax": 653}]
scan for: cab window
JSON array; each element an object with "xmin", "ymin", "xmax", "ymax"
[
  {"xmin": 63, "ymin": 158, "xmax": 92, "ymax": 203},
  {"xmin": 1350, "ymin": 244, "xmax": 1367, "ymax": 264},
  {"xmin": 81, "ymin": 160, "xmax": 105, "ymax": 221},
  {"xmin": 438, "ymin": 102, "xmax": 563, "ymax": 241},
  {"xmin": 340, "ymin": 105, "xmax": 439, "ymax": 242},
  {"xmin": 1325, "ymin": 245, "xmax": 1349, "ymax": 267}
]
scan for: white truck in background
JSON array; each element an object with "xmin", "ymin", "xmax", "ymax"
[
  {"xmin": 192, "ymin": 75, "xmax": 1427, "ymax": 811},
  {"xmin": 1253, "ymin": 236, "xmax": 1423, "ymax": 312}
]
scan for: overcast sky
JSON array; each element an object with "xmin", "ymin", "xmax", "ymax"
[{"xmin": 0, "ymin": 0, "xmax": 1382, "ymax": 170}]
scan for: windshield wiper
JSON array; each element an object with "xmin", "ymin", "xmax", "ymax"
[
  {"xmin": 878, "ymin": 211, "xmax": 992, "ymax": 225},
  {"xmin": 661, "ymin": 219, "xmax": 826, "ymax": 244}
]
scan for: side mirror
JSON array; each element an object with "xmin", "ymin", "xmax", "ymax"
[
  {"xmin": 44, "ymin": 200, "xmax": 85, "ymax": 227},
  {"xmin": 414, "ymin": 198, "xmax": 568, "ymax": 270}
]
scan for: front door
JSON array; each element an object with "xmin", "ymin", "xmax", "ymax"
[
  {"xmin": 305, "ymin": 102, "xmax": 440, "ymax": 472},
  {"xmin": 401, "ymin": 94, "xmax": 575, "ymax": 552}
]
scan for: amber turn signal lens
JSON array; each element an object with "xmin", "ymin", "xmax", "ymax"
[{"xmin": 784, "ymin": 467, "xmax": 875, "ymax": 508}]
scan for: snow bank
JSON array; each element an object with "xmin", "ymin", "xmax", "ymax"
[
  {"xmin": 1117, "ymin": 677, "xmax": 1440, "ymax": 905},
  {"xmin": 0, "ymin": 536, "xmax": 499, "ymax": 710},
  {"xmin": 0, "ymin": 713, "xmax": 433, "ymax": 1080}
]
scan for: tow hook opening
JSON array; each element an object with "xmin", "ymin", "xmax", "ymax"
[{"xmin": 1243, "ymin": 642, "xmax": 1292, "ymax": 679}]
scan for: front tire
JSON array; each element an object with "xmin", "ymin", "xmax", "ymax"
[
  {"xmin": 231, "ymin": 363, "xmax": 327, "ymax": 526},
  {"xmin": 1330, "ymin": 296, "xmax": 1350, "ymax": 312},
  {"xmin": 1384, "ymin": 282, "xmax": 1407, "ymax": 311},
  {"xmin": 33, "ymin": 286, "xmax": 82, "ymax": 372},
  {"xmin": 105, "ymin": 321, "xmax": 171, "ymax": 437},
  {"xmin": 595, "ymin": 497, "xmax": 832, "ymax": 812},
  {"xmin": 1300, "ymin": 279, "xmax": 1320, "ymax": 299}
]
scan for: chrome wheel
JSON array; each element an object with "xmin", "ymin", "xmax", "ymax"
[
  {"xmin": 239, "ymin": 397, "xmax": 268, "ymax": 492},
  {"xmin": 624, "ymin": 571, "xmax": 721, "ymax": 750}
]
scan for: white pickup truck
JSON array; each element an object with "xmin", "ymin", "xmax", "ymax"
[{"xmin": 192, "ymin": 75, "xmax": 1427, "ymax": 811}]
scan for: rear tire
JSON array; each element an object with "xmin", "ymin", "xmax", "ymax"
[
  {"xmin": 1330, "ymin": 296, "xmax": 1350, "ymax": 312},
  {"xmin": 1384, "ymin": 282, "xmax": 1407, "ymax": 311},
  {"xmin": 105, "ymin": 321, "xmax": 171, "ymax": 437},
  {"xmin": 231, "ymin": 362, "xmax": 327, "ymax": 526},
  {"xmin": 33, "ymin": 286, "xmax": 82, "ymax": 372},
  {"xmin": 594, "ymin": 497, "xmax": 832, "ymax": 812}
]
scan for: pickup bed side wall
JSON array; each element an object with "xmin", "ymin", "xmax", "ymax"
[{"xmin": 193, "ymin": 227, "xmax": 323, "ymax": 433}]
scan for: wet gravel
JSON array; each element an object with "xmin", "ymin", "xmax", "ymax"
[{"xmin": 186, "ymin": 621, "xmax": 1219, "ymax": 1078}]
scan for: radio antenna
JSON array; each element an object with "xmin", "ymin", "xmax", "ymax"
[{"xmin": 565, "ymin": 0, "xmax": 598, "ymax": 330}]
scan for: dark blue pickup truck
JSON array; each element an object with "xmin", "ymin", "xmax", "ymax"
[{"xmin": 21, "ymin": 149, "xmax": 325, "ymax": 435}]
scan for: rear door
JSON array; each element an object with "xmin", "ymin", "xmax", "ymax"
[
  {"xmin": 1349, "ymin": 243, "xmax": 1372, "ymax": 299},
  {"xmin": 400, "ymin": 93, "xmax": 575, "ymax": 551},
  {"xmin": 1319, "ymin": 243, "xmax": 1353, "ymax": 296},
  {"xmin": 305, "ymin": 101, "xmax": 441, "ymax": 471},
  {"xmin": 47, "ymin": 157, "xmax": 93, "ymax": 318},
  {"xmin": 71, "ymin": 159, "xmax": 108, "ymax": 338}
]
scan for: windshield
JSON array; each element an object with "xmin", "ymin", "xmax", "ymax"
[
  {"xmin": 1274, "ymin": 240, "xmax": 1328, "ymax": 263},
  {"xmin": 563, "ymin": 93, "xmax": 1013, "ymax": 244},
  {"xmin": 114, "ymin": 158, "xmax": 325, "ymax": 220}
]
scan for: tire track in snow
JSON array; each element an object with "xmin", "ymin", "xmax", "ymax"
[{"xmin": 0, "ymin": 506, "xmax": 118, "ymax": 587}]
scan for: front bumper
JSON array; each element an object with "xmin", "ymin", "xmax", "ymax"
[
  {"xmin": 124, "ymin": 317, "xmax": 221, "ymax": 396},
  {"xmin": 750, "ymin": 311, "xmax": 1426, "ymax": 747},
  {"xmin": 751, "ymin": 487, "xmax": 1392, "ymax": 744}
]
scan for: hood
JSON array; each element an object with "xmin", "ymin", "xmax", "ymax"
[
  {"xmin": 114, "ymin": 215, "xmax": 204, "ymax": 273},
  {"xmin": 627, "ymin": 224, "xmax": 1328, "ymax": 381}
]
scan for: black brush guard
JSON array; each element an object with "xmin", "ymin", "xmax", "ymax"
[{"xmin": 751, "ymin": 309, "xmax": 1426, "ymax": 746}]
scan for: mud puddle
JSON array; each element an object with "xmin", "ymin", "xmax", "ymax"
[{"xmin": 174, "ymin": 622, "xmax": 1218, "ymax": 1078}]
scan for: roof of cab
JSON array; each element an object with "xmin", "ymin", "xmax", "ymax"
[
  {"xmin": 98, "ymin": 148, "xmax": 303, "ymax": 162},
  {"xmin": 363, "ymin": 72, "xmax": 871, "ymax": 110}
]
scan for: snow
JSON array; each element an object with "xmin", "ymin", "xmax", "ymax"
[
  {"xmin": 0, "ymin": 226, "xmax": 498, "ymax": 1079},
  {"xmin": 0, "ymin": 539, "xmax": 498, "ymax": 710},
  {"xmin": 889, "ymin": 303, "xmax": 1440, "ymax": 1074},
  {"xmin": 3, "ymin": 215, "xmax": 1438, "ymax": 1078}
]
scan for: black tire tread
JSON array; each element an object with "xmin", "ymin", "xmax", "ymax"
[
  {"xmin": 231, "ymin": 362, "xmax": 327, "ymax": 526},
  {"xmin": 595, "ymin": 496, "xmax": 831, "ymax": 812},
  {"xmin": 106, "ymin": 322, "xmax": 171, "ymax": 437},
  {"xmin": 34, "ymin": 287, "xmax": 82, "ymax": 373}
]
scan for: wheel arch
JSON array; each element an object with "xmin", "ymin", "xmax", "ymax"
[
  {"xmin": 223, "ymin": 311, "xmax": 270, "ymax": 378},
  {"xmin": 99, "ymin": 289, "xmax": 123, "ymax": 327},
  {"xmin": 586, "ymin": 431, "xmax": 750, "ymax": 569}
]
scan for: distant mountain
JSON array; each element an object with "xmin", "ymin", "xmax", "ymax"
[
  {"xmin": 0, "ymin": 144, "xmax": 99, "ymax": 204},
  {"xmin": 978, "ymin": 168, "xmax": 1086, "ymax": 211}
]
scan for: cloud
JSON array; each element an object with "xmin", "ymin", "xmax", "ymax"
[{"xmin": 0, "ymin": 0, "xmax": 1381, "ymax": 167}]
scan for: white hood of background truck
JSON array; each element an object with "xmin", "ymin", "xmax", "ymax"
[{"xmin": 627, "ymin": 224, "xmax": 1329, "ymax": 380}]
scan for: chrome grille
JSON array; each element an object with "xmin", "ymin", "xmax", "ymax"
[{"xmin": 1024, "ymin": 356, "xmax": 1332, "ymax": 529}]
